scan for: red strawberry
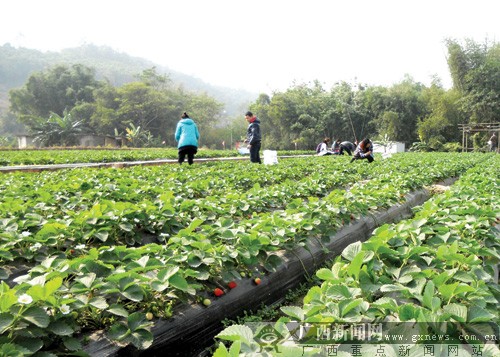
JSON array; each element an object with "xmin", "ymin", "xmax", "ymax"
[
  {"xmin": 254, "ymin": 277, "xmax": 261, "ymax": 285},
  {"xmin": 214, "ymin": 288, "xmax": 224, "ymax": 297},
  {"xmin": 228, "ymin": 281, "xmax": 237, "ymax": 289}
]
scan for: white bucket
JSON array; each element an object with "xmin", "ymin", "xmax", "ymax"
[{"xmin": 263, "ymin": 150, "xmax": 278, "ymax": 165}]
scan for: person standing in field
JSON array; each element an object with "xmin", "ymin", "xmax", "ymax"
[
  {"xmin": 175, "ymin": 112, "xmax": 200, "ymax": 165},
  {"xmin": 244, "ymin": 111, "xmax": 262, "ymax": 163},
  {"xmin": 489, "ymin": 133, "xmax": 498, "ymax": 152},
  {"xmin": 351, "ymin": 138, "xmax": 374, "ymax": 163}
]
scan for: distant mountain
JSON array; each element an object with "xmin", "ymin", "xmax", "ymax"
[{"xmin": 0, "ymin": 43, "xmax": 257, "ymax": 117}]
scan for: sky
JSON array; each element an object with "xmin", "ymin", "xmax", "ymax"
[{"xmin": 1, "ymin": 0, "xmax": 499, "ymax": 93}]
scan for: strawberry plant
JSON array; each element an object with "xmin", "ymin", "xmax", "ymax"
[
  {"xmin": 0, "ymin": 152, "xmax": 494, "ymax": 354},
  {"xmin": 215, "ymin": 154, "xmax": 500, "ymax": 356}
]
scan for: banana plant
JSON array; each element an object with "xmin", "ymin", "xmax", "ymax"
[{"xmin": 31, "ymin": 111, "xmax": 87, "ymax": 147}]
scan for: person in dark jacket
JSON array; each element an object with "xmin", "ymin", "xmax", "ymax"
[
  {"xmin": 351, "ymin": 138, "xmax": 374, "ymax": 163},
  {"xmin": 339, "ymin": 141, "xmax": 356, "ymax": 156},
  {"xmin": 175, "ymin": 112, "xmax": 200, "ymax": 165},
  {"xmin": 244, "ymin": 111, "xmax": 261, "ymax": 163}
]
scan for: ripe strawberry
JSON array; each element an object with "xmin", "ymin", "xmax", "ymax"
[
  {"xmin": 228, "ymin": 281, "xmax": 237, "ymax": 289},
  {"xmin": 214, "ymin": 288, "xmax": 224, "ymax": 297},
  {"xmin": 254, "ymin": 277, "xmax": 261, "ymax": 285}
]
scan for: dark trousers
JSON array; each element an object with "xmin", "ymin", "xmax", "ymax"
[
  {"xmin": 351, "ymin": 154, "xmax": 374, "ymax": 163},
  {"xmin": 339, "ymin": 145, "xmax": 352, "ymax": 156},
  {"xmin": 178, "ymin": 146, "xmax": 197, "ymax": 165},
  {"xmin": 250, "ymin": 141, "xmax": 261, "ymax": 163}
]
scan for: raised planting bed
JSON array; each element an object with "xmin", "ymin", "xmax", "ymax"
[
  {"xmin": 215, "ymin": 159, "xmax": 500, "ymax": 357},
  {"xmin": 0, "ymin": 148, "xmax": 313, "ymax": 170},
  {"xmin": 0, "ymin": 153, "xmax": 489, "ymax": 356},
  {"xmin": 83, "ymin": 185, "xmax": 440, "ymax": 356},
  {"xmin": 0, "ymin": 156, "xmax": 250, "ymax": 173}
]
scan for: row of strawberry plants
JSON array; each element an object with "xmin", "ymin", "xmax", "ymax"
[
  {"xmin": 214, "ymin": 155, "xmax": 500, "ymax": 356},
  {"xmin": 0, "ymin": 157, "xmax": 375, "ymax": 268},
  {"xmin": 0, "ymin": 148, "xmax": 313, "ymax": 166},
  {"xmin": 0, "ymin": 148, "xmax": 237, "ymax": 166},
  {"xmin": 0, "ymin": 154, "xmax": 487, "ymax": 355},
  {"xmin": 0, "ymin": 156, "xmax": 360, "ymax": 201},
  {"xmin": 0, "ymin": 153, "xmax": 486, "ymax": 291},
  {"xmin": 0, "ymin": 154, "xmax": 480, "ymax": 271}
]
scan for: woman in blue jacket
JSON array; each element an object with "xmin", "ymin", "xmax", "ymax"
[{"xmin": 175, "ymin": 112, "xmax": 200, "ymax": 165}]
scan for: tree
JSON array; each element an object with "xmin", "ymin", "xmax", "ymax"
[
  {"xmin": 115, "ymin": 82, "xmax": 172, "ymax": 134},
  {"xmin": 135, "ymin": 67, "xmax": 171, "ymax": 91},
  {"xmin": 9, "ymin": 64, "xmax": 102, "ymax": 128},
  {"xmin": 31, "ymin": 112, "xmax": 87, "ymax": 147},
  {"xmin": 251, "ymin": 81, "xmax": 329, "ymax": 150},
  {"xmin": 376, "ymin": 111, "xmax": 399, "ymax": 139},
  {"xmin": 418, "ymin": 81, "xmax": 464, "ymax": 146},
  {"xmin": 327, "ymin": 81, "xmax": 372, "ymax": 143},
  {"xmin": 83, "ymin": 83, "xmax": 120, "ymax": 135},
  {"xmin": 446, "ymin": 38, "xmax": 500, "ymax": 123},
  {"xmin": 181, "ymin": 92, "xmax": 224, "ymax": 148},
  {"xmin": 85, "ymin": 76, "xmax": 223, "ymax": 147},
  {"xmin": 372, "ymin": 76, "xmax": 427, "ymax": 146},
  {"xmin": 124, "ymin": 123, "xmax": 148, "ymax": 147}
]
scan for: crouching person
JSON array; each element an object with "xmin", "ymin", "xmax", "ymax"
[{"xmin": 351, "ymin": 138, "xmax": 374, "ymax": 163}]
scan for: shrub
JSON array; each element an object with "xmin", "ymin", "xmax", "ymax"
[{"xmin": 443, "ymin": 142, "xmax": 462, "ymax": 152}]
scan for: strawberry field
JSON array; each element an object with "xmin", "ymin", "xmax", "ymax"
[
  {"xmin": 215, "ymin": 156, "xmax": 500, "ymax": 357},
  {"xmin": 0, "ymin": 152, "xmax": 498, "ymax": 356},
  {"xmin": 0, "ymin": 148, "xmax": 234, "ymax": 166},
  {"xmin": 0, "ymin": 148, "xmax": 310, "ymax": 166}
]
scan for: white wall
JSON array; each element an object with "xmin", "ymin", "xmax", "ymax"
[
  {"xmin": 372, "ymin": 142, "xmax": 405, "ymax": 153},
  {"xmin": 17, "ymin": 136, "xmax": 39, "ymax": 148}
]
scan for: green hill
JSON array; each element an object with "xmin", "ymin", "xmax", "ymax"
[{"xmin": 0, "ymin": 43, "xmax": 257, "ymax": 120}]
